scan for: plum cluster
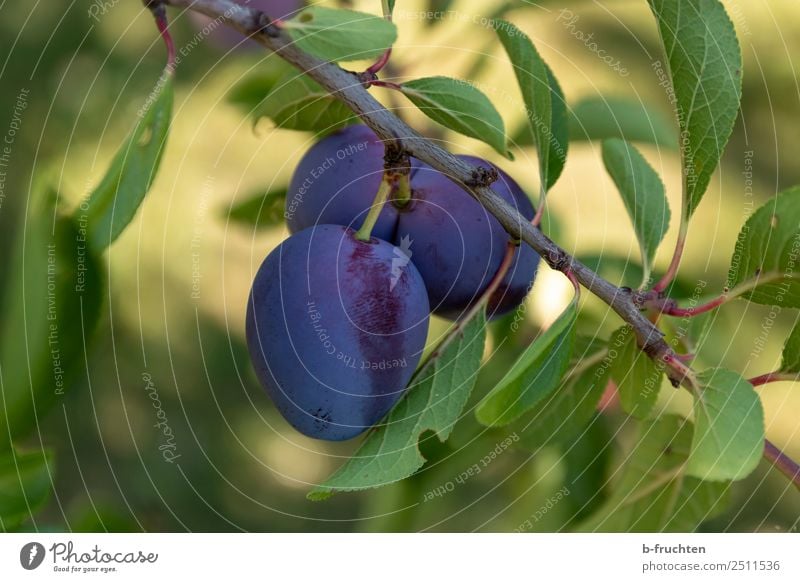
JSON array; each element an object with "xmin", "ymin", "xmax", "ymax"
[{"xmin": 247, "ymin": 125, "xmax": 540, "ymax": 440}]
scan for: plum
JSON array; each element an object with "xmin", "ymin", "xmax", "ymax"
[
  {"xmin": 191, "ymin": 1, "xmax": 304, "ymax": 51},
  {"xmin": 285, "ymin": 125, "xmax": 400, "ymax": 240},
  {"xmin": 246, "ymin": 224, "xmax": 430, "ymax": 440},
  {"xmin": 284, "ymin": 126, "xmax": 540, "ymax": 319},
  {"xmin": 397, "ymin": 158, "xmax": 540, "ymax": 319}
]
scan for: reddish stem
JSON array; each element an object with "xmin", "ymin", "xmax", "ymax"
[
  {"xmin": 764, "ymin": 440, "xmax": 800, "ymax": 491},
  {"xmin": 531, "ymin": 199, "xmax": 546, "ymax": 229},
  {"xmin": 457, "ymin": 242, "xmax": 516, "ymax": 325},
  {"xmin": 565, "ymin": 269, "xmax": 580, "ymax": 294},
  {"xmin": 660, "ymin": 294, "xmax": 727, "ymax": 317},
  {"xmin": 749, "ymin": 372, "xmax": 798, "ymax": 387},
  {"xmin": 366, "ymin": 48, "xmax": 393, "ymax": 76},
  {"xmin": 479, "ymin": 242, "xmax": 517, "ymax": 319},
  {"xmin": 368, "ymin": 79, "xmax": 403, "ymax": 91},
  {"xmin": 150, "ymin": 3, "xmax": 176, "ymax": 71},
  {"xmin": 653, "ymin": 235, "xmax": 685, "ymax": 293},
  {"xmin": 750, "ymin": 372, "xmax": 781, "ymax": 387},
  {"xmin": 413, "ymin": 242, "xmax": 516, "ymax": 376}
]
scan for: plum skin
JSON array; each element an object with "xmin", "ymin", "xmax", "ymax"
[
  {"xmin": 286, "ymin": 126, "xmax": 540, "ymax": 319},
  {"xmin": 285, "ymin": 125, "xmax": 399, "ymax": 240},
  {"xmin": 396, "ymin": 157, "xmax": 539, "ymax": 319},
  {"xmin": 246, "ymin": 224, "xmax": 430, "ymax": 440}
]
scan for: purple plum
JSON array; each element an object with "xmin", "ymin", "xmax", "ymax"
[
  {"xmin": 284, "ymin": 126, "xmax": 540, "ymax": 320},
  {"xmin": 285, "ymin": 125, "xmax": 400, "ymax": 240},
  {"xmin": 397, "ymin": 157, "xmax": 539, "ymax": 319},
  {"xmin": 246, "ymin": 224, "xmax": 430, "ymax": 440}
]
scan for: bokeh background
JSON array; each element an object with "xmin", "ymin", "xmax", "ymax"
[{"xmin": 1, "ymin": 0, "xmax": 798, "ymax": 532}]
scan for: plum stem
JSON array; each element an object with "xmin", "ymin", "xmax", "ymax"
[
  {"xmin": 657, "ymin": 294, "xmax": 728, "ymax": 318},
  {"xmin": 565, "ymin": 268, "xmax": 580, "ymax": 295},
  {"xmin": 366, "ymin": 48, "xmax": 393, "ymax": 76},
  {"xmin": 749, "ymin": 372, "xmax": 798, "ymax": 387},
  {"xmin": 645, "ymin": 274, "xmax": 782, "ymax": 318},
  {"xmin": 531, "ymin": 195, "xmax": 546, "ymax": 228},
  {"xmin": 477, "ymin": 241, "xmax": 517, "ymax": 318},
  {"xmin": 145, "ymin": 1, "xmax": 176, "ymax": 72},
  {"xmin": 764, "ymin": 440, "xmax": 800, "ymax": 489},
  {"xmin": 354, "ymin": 178, "xmax": 392, "ymax": 241},
  {"xmin": 368, "ymin": 79, "xmax": 404, "ymax": 91},
  {"xmin": 415, "ymin": 242, "xmax": 517, "ymax": 377},
  {"xmin": 393, "ymin": 173, "xmax": 412, "ymax": 207},
  {"xmin": 381, "ymin": 0, "xmax": 393, "ymax": 19},
  {"xmin": 457, "ymin": 242, "xmax": 516, "ymax": 327},
  {"xmin": 653, "ymin": 216, "xmax": 688, "ymax": 293}
]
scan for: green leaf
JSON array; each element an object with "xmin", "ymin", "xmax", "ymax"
[
  {"xmin": 0, "ymin": 192, "xmax": 104, "ymax": 445},
  {"xmin": 648, "ymin": 0, "xmax": 742, "ymax": 216},
  {"xmin": 227, "ymin": 59, "xmax": 295, "ymax": 113},
  {"xmin": 515, "ymin": 337, "xmax": 610, "ymax": 451},
  {"xmin": 0, "ymin": 449, "xmax": 54, "ymax": 530},
  {"xmin": 501, "ymin": 34, "xmax": 568, "ymax": 188},
  {"xmin": 562, "ymin": 415, "xmax": 612, "ymax": 526},
  {"xmin": 687, "ymin": 368, "xmax": 765, "ymax": 481},
  {"xmin": 476, "ymin": 300, "xmax": 577, "ymax": 426},
  {"xmin": 512, "ymin": 96, "xmax": 678, "ymax": 149},
  {"xmin": 82, "ymin": 71, "xmax": 173, "ymax": 252},
  {"xmin": 727, "ymin": 187, "xmax": 800, "ymax": 307},
  {"xmin": 383, "ymin": 0, "xmax": 396, "ymax": 18},
  {"xmin": 283, "ymin": 7, "xmax": 397, "ymax": 62},
  {"xmin": 579, "ymin": 416, "xmax": 729, "ymax": 532},
  {"xmin": 609, "ymin": 326, "xmax": 664, "ymax": 419},
  {"xmin": 512, "ymin": 95, "xmax": 677, "ymax": 150},
  {"xmin": 567, "ymin": 96, "xmax": 677, "ymax": 148},
  {"xmin": 256, "ymin": 69, "xmax": 356, "ymax": 133},
  {"xmin": 225, "ymin": 188, "xmax": 287, "ymax": 230},
  {"xmin": 308, "ymin": 312, "xmax": 487, "ymax": 500},
  {"xmin": 781, "ymin": 322, "xmax": 800, "ymax": 374},
  {"xmin": 543, "ymin": 64, "xmax": 569, "ymax": 189},
  {"xmin": 602, "ymin": 139, "xmax": 671, "ymax": 282},
  {"xmin": 496, "ymin": 20, "xmax": 552, "ymax": 188},
  {"xmin": 400, "ymin": 76, "xmax": 509, "ymax": 157}
]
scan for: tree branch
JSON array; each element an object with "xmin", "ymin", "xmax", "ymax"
[
  {"xmin": 156, "ymin": 0, "xmax": 800, "ymax": 491},
  {"xmin": 159, "ymin": 0, "xmax": 685, "ymax": 382}
]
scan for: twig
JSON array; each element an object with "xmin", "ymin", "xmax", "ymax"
[
  {"xmin": 658, "ymin": 295, "xmax": 727, "ymax": 318},
  {"xmin": 144, "ymin": 0, "xmax": 176, "ymax": 70},
  {"xmin": 653, "ymin": 221, "xmax": 687, "ymax": 293},
  {"xmin": 764, "ymin": 440, "xmax": 800, "ymax": 489},
  {"xmin": 366, "ymin": 79, "xmax": 403, "ymax": 91},
  {"xmin": 415, "ymin": 242, "xmax": 517, "ymax": 377},
  {"xmin": 366, "ymin": 48, "xmax": 393, "ymax": 76},
  {"xmin": 749, "ymin": 372, "xmax": 799, "ymax": 387}
]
